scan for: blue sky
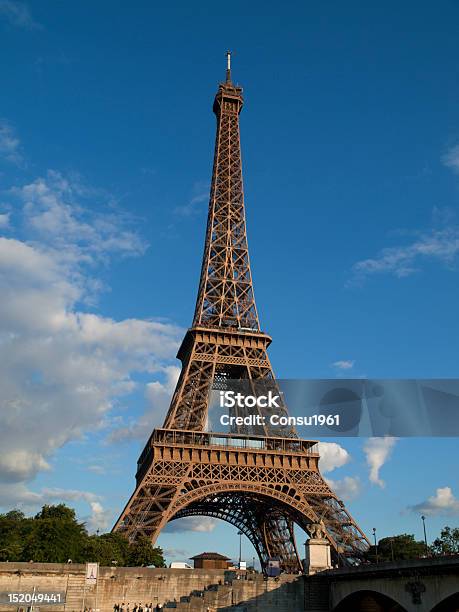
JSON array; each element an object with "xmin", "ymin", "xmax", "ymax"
[{"xmin": 1, "ymin": 0, "xmax": 459, "ymax": 566}]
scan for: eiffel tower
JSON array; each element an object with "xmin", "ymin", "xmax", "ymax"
[{"xmin": 113, "ymin": 53, "xmax": 369, "ymax": 572}]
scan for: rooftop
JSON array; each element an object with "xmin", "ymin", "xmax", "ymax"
[{"xmin": 190, "ymin": 552, "xmax": 231, "ymax": 561}]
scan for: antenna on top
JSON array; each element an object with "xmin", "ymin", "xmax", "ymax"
[{"xmin": 226, "ymin": 50, "xmax": 232, "ymax": 83}]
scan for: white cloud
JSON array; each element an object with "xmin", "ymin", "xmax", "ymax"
[
  {"xmin": 174, "ymin": 182, "xmax": 209, "ymax": 216},
  {"xmin": 164, "ymin": 517, "xmax": 217, "ymax": 533},
  {"xmin": 87, "ymin": 464, "xmax": 107, "ymax": 475},
  {"xmin": 0, "ymin": 483, "xmax": 109, "ymax": 532},
  {"xmin": 443, "ymin": 145, "xmax": 459, "ymax": 174},
  {"xmin": 109, "ymin": 365, "xmax": 180, "ymax": 442},
  {"xmin": 0, "ymin": 213, "xmax": 10, "ymax": 228},
  {"xmin": 0, "ymin": 450, "xmax": 51, "ymax": 483},
  {"xmin": 174, "ymin": 193, "xmax": 208, "ymax": 216},
  {"xmin": 318, "ymin": 442, "xmax": 350, "ymax": 473},
  {"xmin": 0, "ymin": 120, "xmax": 23, "ymax": 165},
  {"xmin": 14, "ymin": 170, "xmax": 147, "ymax": 271},
  {"xmin": 0, "ymin": 482, "xmax": 101, "ymax": 510},
  {"xmin": 0, "ymin": 171, "xmax": 183, "ymax": 503},
  {"xmin": 352, "ymin": 227, "xmax": 459, "ymax": 282},
  {"xmin": 40, "ymin": 488, "xmax": 99, "ymax": 504},
  {"xmin": 363, "ymin": 437, "xmax": 397, "ymax": 488},
  {"xmin": 350, "ymin": 148, "xmax": 459, "ymax": 284},
  {"xmin": 409, "ymin": 487, "xmax": 459, "ymax": 516},
  {"xmin": 87, "ymin": 501, "xmax": 111, "ymax": 532},
  {"xmin": 0, "ymin": 0, "xmax": 42, "ymax": 29},
  {"xmin": 325, "ymin": 476, "xmax": 361, "ymax": 501},
  {"xmin": 332, "ymin": 360, "xmax": 355, "ymax": 371},
  {"xmin": 0, "ymin": 484, "xmax": 99, "ymax": 510},
  {"xmin": 0, "ymin": 483, "xmax": 44, "ymax": 508},
  {"xmin": 163, "ymin": 548, "xmax": 190, "ymax": 560}
]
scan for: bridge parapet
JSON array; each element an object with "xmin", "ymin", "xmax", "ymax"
[{"xmin": 304, "ymin": 555, "xmax": 459, "ymax": 611}]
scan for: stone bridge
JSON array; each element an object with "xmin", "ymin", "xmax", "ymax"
[{"xmin": 304, "ymin": 555, "xmax": 459, "ymax": 612}]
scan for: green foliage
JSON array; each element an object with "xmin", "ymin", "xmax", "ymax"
[
  {"xmin": 3, "ymin": 510, "xmax": 26, "ymax": 521},
  {"xmin": 35, "ymin": 504, "xmax": 78, "ymax": 522},
  {"xmin": 431, "ymin": 526, "xmax": 459, "ymax": 555},
  {"xmin": 83, "ymin": 533, "xmax": 130, "ymax": 566},
  {"xmin": 0, "ymin": 504, "xmax": 165, "ymax": 567},
  {"xmin": 0, "ymin": 503, "xmax": 88, "ymax": 563},
  {"xmin": 128, "ymin": 535, "xmax": 166, "ymax": 567},
  {"xmin": 0, "ymin": 510, "xmax": 33, "ymax": 562},
  {"xmin": 365, "ymin": 534, "xmax": 426, "ymax": 562},
  {"xmin": 23, "ymin": 517, "xmax": 87, "ymax": 563}
]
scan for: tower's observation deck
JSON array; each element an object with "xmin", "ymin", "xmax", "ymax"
[{"xmin": 136, "ymin": 429, "xmax": 320, "ymax": 484}]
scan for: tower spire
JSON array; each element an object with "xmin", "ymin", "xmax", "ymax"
[
  {"xmin": 226, "ymin": 50, "xmax": 232, "ymax": 83},
  {"xmin": 193, "ymin": 57, "xmax": 256, "ymax": 331}
]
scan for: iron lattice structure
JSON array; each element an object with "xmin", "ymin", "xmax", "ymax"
[{"xmin": 113, "ymin": 56, "xmax": 369, "ymax": 572}]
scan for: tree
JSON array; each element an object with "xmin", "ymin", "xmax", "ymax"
[
  {"xmin": 2, "ymin": 510, "xmax": 26, "ymax": 521},
  {"xmin": 0, "ymin": 504, "xmax": 166, "ymax": 567},
  {"xmin": 35, "ymin": 504, "xmax": 78, "ymax": 522},
  {"xmin": 0, "ymin": 509, "xmax": 32, "ymax": 562},
  {"xmin": 365, "ymin": 534, "xmax": 426, "ymax": 562},
  {"xmin": 83, "ymin": 533, "xmax": 130, "ymax": 566},
  {"xmin": 128, "ymin": 536, "xmax": 165, "ymax": 567},
  {"xmin": 22, "ymin": 504, "xmax": 88, "ymax": 563},
  {"xmin": 431, "ymin": 526, "xmax": 459, "ymax": 555}
]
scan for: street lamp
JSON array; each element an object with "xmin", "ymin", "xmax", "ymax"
[
  {"xmin": 372, "ymin": 528, "xmax": 379, "ymax": 564},
  {"xmin": 237, "ymin": 530, "xmax": 243, "ymax": 565},
  {"xmin": 421, "ymin": 515, "xmax": 428, "ymax": 556}
]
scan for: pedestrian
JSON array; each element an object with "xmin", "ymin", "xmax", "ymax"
[
  {"xmin": 133, "ymin": 604, "xmax": 138, "ymax": 612},
  {"xmin": 120, "ymin": 603, "xmax": 125, "ymax": 612},
  {"xmin": 138, "ymin": 603, "xmax": 143, "ymax": 612},
  {"xmin": 127, "ymin": 603, "xmax": 130, "ymax": 612}
]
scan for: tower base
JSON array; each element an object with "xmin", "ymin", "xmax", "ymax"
[{"xmin": 113, "ymin": 429, "xmax": 367, "ymax": 573}]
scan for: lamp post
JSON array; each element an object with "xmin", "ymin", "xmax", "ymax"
[
  {"xmin": 372, "ymin": 528, "xmax": 378, "ymax": 564},
  {"xmin": 390, "ymin": 537, "xmax": 395, "ymax": 562},
  {"xmin": 421, "ymin": 515, "xmax": 428, "ymax": 556},
  {"xmin": 237, "ymin": 530, "xmax": 243, "ymax": 565}
]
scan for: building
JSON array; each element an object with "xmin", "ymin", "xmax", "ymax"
[{"xmin": 190, "ymin": 552, "xmax": 231, "ymax": 570}]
